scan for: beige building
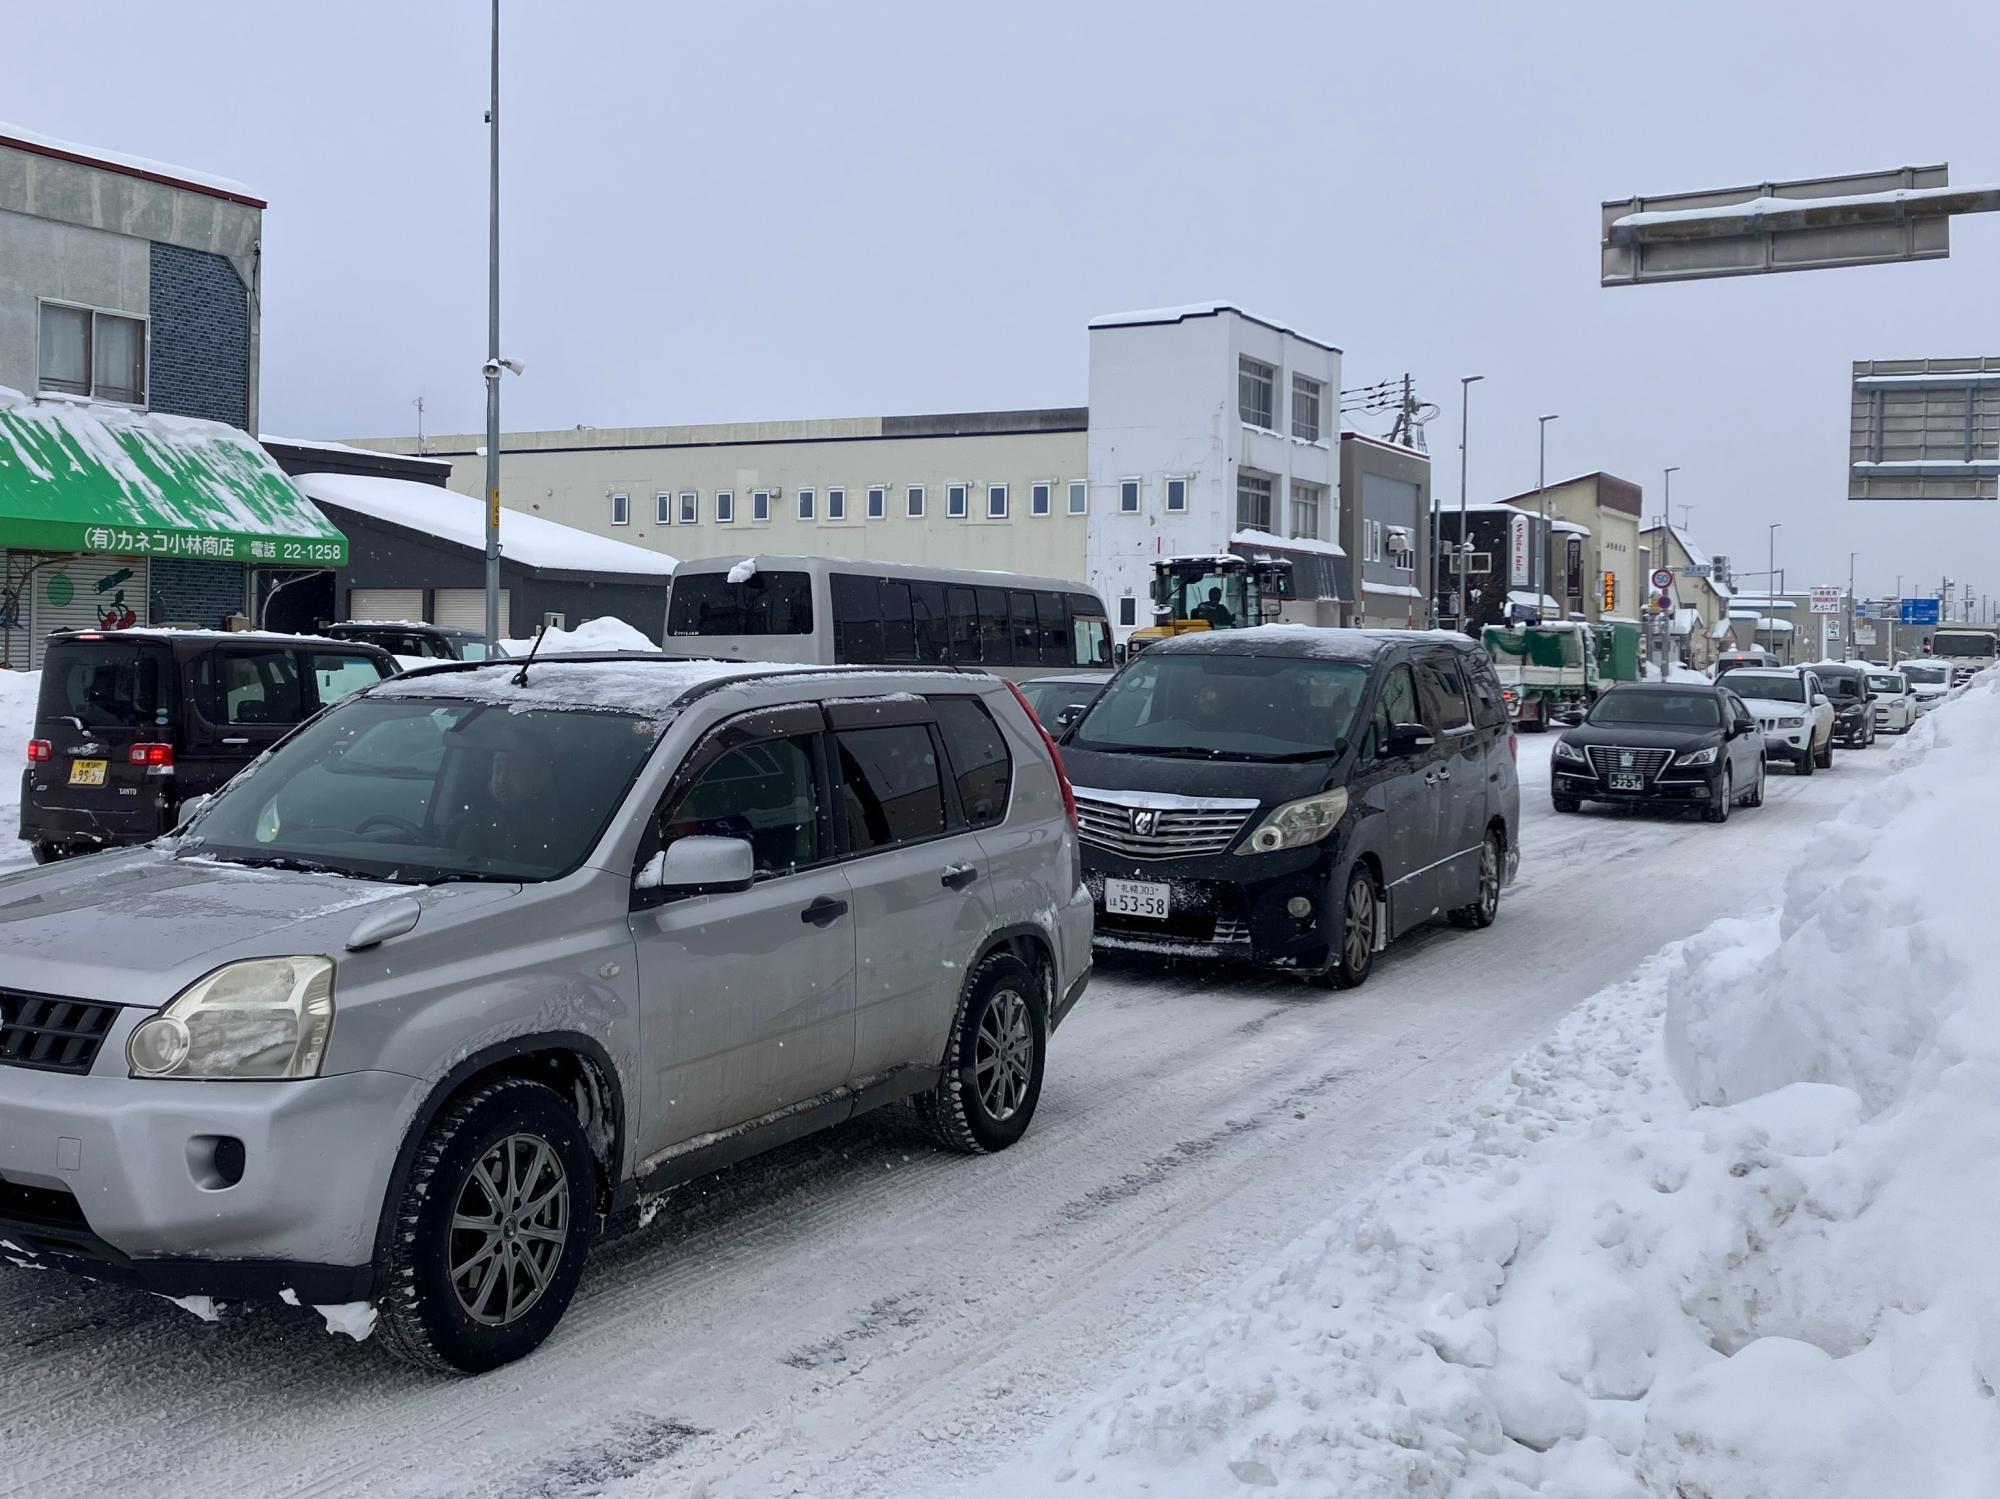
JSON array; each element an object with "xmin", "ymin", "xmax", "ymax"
[{"xmin": 1497, "ymin": 472, "xmax": 1644, "ymax": 624}]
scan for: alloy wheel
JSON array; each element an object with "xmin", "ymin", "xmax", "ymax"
[
  {"xmin": 448, "ymin": 1133, "xmax": 571, "ymax": 1327},
  {"xmin": 1344, "ymin": 874, "xmax": 1377, "ymax": 971},
  {"xmin": 974, "ymin": 988, "xmax": 1035, "ymax": 1123}
]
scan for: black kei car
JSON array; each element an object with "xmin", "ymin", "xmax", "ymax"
[
  {"xmin": 1551, "ymin": 681, "xmax": 1766, "ymax": 823},
  {"xmin": 1059, "ymin": 628, "xmax": 1520, "ymax": 990},
  {"xmin": 325, "ymin": 621, "xmax": 505, "ymax": 661},
  {"xmin": 1806, "ymin": 661, "xmax": 1877, "ymax": 748},
  {"xmin": 20, "ymin": 629, "xmax": 396, "ymax": 861}
]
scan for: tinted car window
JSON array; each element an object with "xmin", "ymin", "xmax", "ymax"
[
  {"xmin": 212, "ymin": 650, "xmax": 304, "ymax": 726},
  {"xmin": 931, "ymin": 695, "xmax": 1012, "ymax": 827},
  {"xmin": 37, "ymin": 642, "xmax": 172, "ymax": 729},
  {"xmin": 666, "ymin": 571, "xmax": 815, "ymax": 637},
  {"xmin": 831, "ymin": 573, "xmax": 883, "ymax": 662},
  {"xmin": 663, "ymin": 735, "xmax": 820, "ymax": 875},
  {"xmin": 837, "ymin": 725, "xmax": 946, "ymax": 850},
  {"xmin": 1462, "ymin": 654, "xmax": 1507, "ymax": 727},
  {"xmin": 1368, "ymin": 663, "xmax": 1421, "ymax": 757},
  {"xmin": 1416, "ymin": 658, "xmax": 1472, "ymax": 732}
]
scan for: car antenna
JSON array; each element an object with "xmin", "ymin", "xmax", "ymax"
[{"xmin": 511, "ymin": 623, "xmax": 548, "ymax": 687}]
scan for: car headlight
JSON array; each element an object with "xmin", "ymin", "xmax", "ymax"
[
  {"xmin": 127, "ymin": 957, "xmax": 335, "ymax": 1081},
  {"xmin": 1673, "ymin": 745, "xmax": 1719, "ymax": 767},
  {"xmin": 1553, "ymin": 739, "xmax": 1587, "ymax": 763},
  {"xmin": 1778, "ymin": 716, "xmax": 1805, "ymax": 728},
  {"xmin": 1235, "ymin": 789, "xmax": 1349, "ymax": 855}
]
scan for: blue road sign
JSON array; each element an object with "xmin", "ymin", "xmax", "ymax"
[{"xmin": 1901, "ymin": 598, "xmax": 1942, "ymax": 626}]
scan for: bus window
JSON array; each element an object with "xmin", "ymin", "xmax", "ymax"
[
  {"xmin": 1009, "ymin": 591, "xmax": 1039, "ymax": 663},
  {"xmin": 948, "ymin": 586, "xmax": 980, "ymax": 663},
  {"xmin": 832, "ymin": 573, "xmax": 882, "ymax": 662},
  {"xmin": 1035, "ymin": 592, "xmax": 1068, "ymax": 665},
  {"xmin": 978, "ymin": 586, "xmax": 1012, "ymax": 665},
  {"xmin": 881, "ymin": 581, "xmax": 915, "ymax": 661},
  {"xmin": 912, "ymin": 582, "xmax": 948, "ymax": 663},
  {"xmin": 666, "ymin": 571, "xmax": 815, "ymax": 636},
  {"xmin": 1067, "ymin": 593, "xmax": 1111, "ymax": 666}
]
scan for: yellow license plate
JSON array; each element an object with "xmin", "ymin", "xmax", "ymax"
[{"xmin": 68, "ymin": 759, "xmax": 108, "ymax": 787}]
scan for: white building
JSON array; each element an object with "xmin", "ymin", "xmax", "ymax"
[{"xmin": 354, "ymin": 304, "xmax": 1425, "ymax": 642}]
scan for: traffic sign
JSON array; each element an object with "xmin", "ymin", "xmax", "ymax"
[
  {"xmin": 1680, "ymin": 562, "xmax": 1712, "ymax": 578},
  {"xmin": 1811, "ymin": 586, "xmax": 1843, "ymax": 615},
  {"xmin": 1651, "ymin": 568, "xmax": 1675, "ymax": 589},
  {"xmin": 1901, "ymin": 597, "xmax": 1942, "ymax": 625}
]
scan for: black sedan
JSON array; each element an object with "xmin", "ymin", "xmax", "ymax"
[{"xmin": 1551, "ymin": 682, "xmax": 1766, "ymax": 823}]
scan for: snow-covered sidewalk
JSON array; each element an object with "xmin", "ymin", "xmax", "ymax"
[{"xmin": 980, "ymin": 675, "xmax": 2000, "ymax": 1498}]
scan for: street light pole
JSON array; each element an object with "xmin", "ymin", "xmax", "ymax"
[
  {"xmin": 1537, "ymin": 414, "xmax": 1558, "ymax": 605},
  {"xmin": 482, "ymin": 0, "xmax": 503, "ymax": 652},
  {"xmin": 1767, "ymin": 522, "xmax": 1781, "ymax": 661},
  {"xmin": 1456, "ymin": 375, "xmax": 1484, "ymax": 631},
  {"xmin": 1846, "ymin": 550, "xmax": 1857, "ymax": 662}
]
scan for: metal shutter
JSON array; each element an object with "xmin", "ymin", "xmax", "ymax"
[
  {"xmin": 27, "ymin": 555, "xmax": 150, "ymax": 669},
  {"xmin": 432, "ymin": 589, "xmax": 510, "ymax": 635},
  {"xmin": 347, "ymin": 587, "xmax": 425, "ymax": 624}
]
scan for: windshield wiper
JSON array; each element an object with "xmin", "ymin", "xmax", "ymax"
[{"xmin": 193, "ymin": 852, "xmax": 361, "ymax": 878}]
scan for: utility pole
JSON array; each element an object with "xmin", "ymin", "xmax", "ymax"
[
  {"xmin": 1537, "ymin": 414, "xmax": 1558, "ymax": 604},
  {"xmin": 1845, "ymin": 551, "xmax": 1857, "ymax": 661},
  {"xmin": 1456, "ymin": 375, "xmax": 1484, "ymax": 632},
  {"xmin": 482, "ymin": 0, "xmax": 503, "ymax": 652},
  {"xmin": 1766, "ymin": 523, "xmax": 1781, "ymax": 662}
]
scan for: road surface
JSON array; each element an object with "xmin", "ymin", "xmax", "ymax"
[{"xmin": 0, "ymin": 737, "xmax": 1893, "ymax": 1499}]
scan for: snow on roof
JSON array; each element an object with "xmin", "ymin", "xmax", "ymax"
[
  {"xmin": 261, "ymin": 434, "xmax": 449, "ymax": 469},
  {"xmin": 1508, "ymin": 590, "xmax": 1564, "ymax": 614},
  {"xmin": 1231, "ymin": 528, "xmax": 1346, "ymax": 559},
  {"xmin": 1610, "ymin": 181, "xmax": 1992, "ymax": 232},
  {"xmin": 1086, "ymin": 302, "xmax": 1341, "ymax": 353},
  {"xmin": 369, "ymin": 658, "xmax": 801, "ymax": 719},
  {"xmin": 0, "ymin": 120, "xmax": 260, "ymax": 205},
  {"xmin": 1551, "ymin": 519, "xmax": 1591, "ymax": 536},
  {"xmin": 294, "ymin": 471, "xmax": 676, "ymax": 577},
  {"xmin": 1363, "ymin": 581, "xmax": 1425, "ymax": 599},
  {"xmin": 1729, "ymin": 595, "xmax": 1796, "ymax": 610}
]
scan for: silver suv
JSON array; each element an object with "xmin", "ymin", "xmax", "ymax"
[{"xmin": 0, "ymin": 656, "xmax": 1090, "ymax": 1373}]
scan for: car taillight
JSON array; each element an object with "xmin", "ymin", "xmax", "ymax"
[
  {"xmin": 1003, "ymin": 679, "xmax": 1078, "ymax": 828},
  {"xmin": 27, "ymin": 740, "xmax": 52, "ymax": 763},
  {"xmin": 128, "ymin": 743, "xmax": 175, "ymax": 768}
]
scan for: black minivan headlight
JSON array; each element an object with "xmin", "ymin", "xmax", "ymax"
[{"xmin": 1235, "ymin": 789, "xmax": 1349, "ymax": 856}]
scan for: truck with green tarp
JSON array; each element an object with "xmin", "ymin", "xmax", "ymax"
[
  {"xmin": 1481, "ymin": 622, "xmax": 1598, "ymax": 731},
  {"xmin": 1592, "ymin": 619, "xmax": 1643, "ymax": 686}
]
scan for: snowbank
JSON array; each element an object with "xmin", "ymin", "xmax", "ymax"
[
  {"xmin": 502, "ymin": 615, "xmax": 659, "ymax": 656},
  {"xmin": 989, "ymin": 676, "xmax": 2000, "ymax": 1497},
  {"xmin": 0, "ymin": 670, "xmax": 36, "ymax": 871}
]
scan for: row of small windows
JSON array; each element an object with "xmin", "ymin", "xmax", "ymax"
[
  {"xmin": 1238, "ymin": 357, "xmax": 1325, "ymax": 443},
  {"xmin": 611, "ymin": 480, "xmax": 1092, "ymax": 527}
]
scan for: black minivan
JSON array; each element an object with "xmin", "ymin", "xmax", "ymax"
[
  {"xmin": 20, "ymin": 629, "xmax": 396, "ymax": 862},
  {"xmin": 1061, "ymin": 627, "xmax": 1519, "ymax": 988}
]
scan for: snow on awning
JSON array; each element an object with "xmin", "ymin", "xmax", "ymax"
[{"xmin": 0, "ymin": 388, "xmax": 347, "ymax": 565}]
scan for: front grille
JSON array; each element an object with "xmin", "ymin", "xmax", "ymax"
[
  {"xmin": 0, "ymin": 990, "xmax": 119, "ymax": 1075},
  {"xmin": 1583, "ymin": 746, "xmax": 1672, "ymax": 784},
  {"xmin": 1075, "ymin": 792, "xmax": 1257, "ymax": 860}
]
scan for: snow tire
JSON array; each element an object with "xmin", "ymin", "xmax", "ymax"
[
  {"xmin": 914, "ymin": 951, "xmax": 1045, "ymax": 1156},
  {"xmin": 1704, "ymin": 768, "xmax": 1732, "ymax": 823}
]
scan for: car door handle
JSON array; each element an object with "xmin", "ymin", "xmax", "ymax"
[
  {"xmin": 800, "ymin": 896, "xmax": 849, "ymax": 927},
  {"xmin": 221, "ymin": 736, "xmax": 250, "ymax": 746},
  {"xmin": 941, "ymin": 862, "xmax": 979, "ymax": 890}
]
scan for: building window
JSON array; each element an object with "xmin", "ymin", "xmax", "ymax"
[
  {"xmin": 867, "ymin": 485, "xmax": 887, "ymax": 519},
  {"xmin": 1068, "ymin": 480, "xmax": 1087, "ymax": 515},
  {"xmin": 797, "ymin": 487, "xmax": 815, "ymax": 520},
  {"xmin": 1238, "ymin": 355, "xmax": 1275, "ymax": 430},
  {"xmin": 1290, "ymin": 480, "xmax": 1324, "ymax": 540},
  {"xmin": 948, "ymin": 483, "xmax": 969, "ymax": 518},
  {"xmin": 907, "ymin": 484, "xmax": 925, "ymax": 518},
  {"xmin": 40, "ymin": 301, "xmax": 146, "ymax": 405},
  {"xmin": 1166, "ymin": 477, "xmax": 1188, "ymax": 512},
  {"xmin": 655, "ymin": 492, "xmax": 673, "ymax": 525},
  {"xmin": 610, "ymin": 493, "xmax": 630, "ymax": 526},
  {"xmin": 1236, "ymin": 471, "xmax": 1274, "ymax": 531},
  {"xmin": 987, "ymin": 483, "xmax": 1008, "ymax": 519},
  {"xmin": 752, "ymin": 489, "xmax": 771, "ymax": 522},
  {"xmin": 1118, "ymin": 478, "xmax": 1140, "ymax": 513},
  {"xmin": 1032, "ymin": 482, "xmax": 1052, "ymax": 516},
  {"xmin": 1291, "ymin": 374, "xmax": 1323, "ymax": 442},
  {"xmin": 828, "ymin": 486, "xmax": 847, "ymax": 520},
  {"xmin": 715, "ymin": 490, "xmax": 735, "ymax": 524},
  {"xmin": 680, "ymin": 491, "xmax": 699, "ymax": 524},
  {"xmin": 1118, "ymin": 596, "xmax": 1138, "ymax": 628}
]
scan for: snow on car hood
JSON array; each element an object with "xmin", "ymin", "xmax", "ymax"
[{"xmin": 0, "ymin": 847, "xmax": 509, "ymax": 1007}]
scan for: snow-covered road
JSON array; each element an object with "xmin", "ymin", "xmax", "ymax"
[{"xmin": 0, "ymin": 736, "xmax": 1892, "ymax": 1499}]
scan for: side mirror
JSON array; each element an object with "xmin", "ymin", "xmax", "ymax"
[
  {"xmin": 637, "ymin": 834, "xmax": 754, "ymax": 895},
  {"xmin": 1813, "ymin": 694, "xmax": 1830, "ymax": 708},
  {"xmin": 1387, "ymin": 722, "xmax": 1436, "ymax": 757}
]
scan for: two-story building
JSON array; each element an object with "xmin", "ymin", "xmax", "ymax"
[{"xmin": 1493, "ymin": 472, "xmax": 1645, "ymax": 625}]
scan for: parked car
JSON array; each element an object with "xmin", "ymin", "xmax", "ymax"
[
  {"xmin": 1551, "ymin": 682, "xmax": 1765, "ymax": 822},
  {"xmin": 1900, "ymin": 661, "xmax": 1953, "ymax": 716},
  {"xmin": 19, "ymin": 629, "xmax": 397, "ymax": 862},
  {"xmin": 1807, "ymin": 662, "xmax": 1877, "ymax": 748},
  {"xmin": 325, "ymin": 621, "xmax": 507, "ymax": 662},
  {"xmin": 1060, "ymin": 627, "xmax": 1519, "ymax": 990},
  {"xmin": 1015, "ymin": 672, "xmax": 1109, "ymax": 732},
  {"xmin": 1866, "ymin": 669, "xmax": 1916, "ymax": 734},
  {"xmin": 1712, "ymin": 650, "xmax": 1781, "ymax": 679},
  {"xmin": 1723, "ymin": 667, "xmax": 1836, "ymax": 774},
  {"xmin": 0, "ymin": 656, "xmax": 1089, "ymax": 1373}
]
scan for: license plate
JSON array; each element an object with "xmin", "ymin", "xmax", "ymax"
[
  {"xmin": 1609, "ymin": 771, "xmax": 1644, "ymax": 792},
  {"xmin": 68, "ymin": 759, "xmax": 107, "ymax": 787},
  {"xmin": 1103, "ymin": 878, "xmax": 1171, "ymax": 919}
]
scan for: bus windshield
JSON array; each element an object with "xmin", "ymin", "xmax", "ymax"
[{"xmin": 1930, "ymin": 631, "xmax": 1997, "ymax": 660}]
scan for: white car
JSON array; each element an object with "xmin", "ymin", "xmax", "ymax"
[
  {"xmin": 1724, "ymin": 667, "xmax": 1835, "ymax": 774},
  {"xmin": 1866, "ymin": 670, "xmax": 1916, "ymax": 734},
  {"xmin": 1900, "ymin": 662, "xmax": 1953, "ymax": 716}
]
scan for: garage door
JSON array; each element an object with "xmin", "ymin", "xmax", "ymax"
[
  {"xmin": 28, "ymin": 555, "xmax": 151, "ymax": 669},
  {"xmin": 348, "ymin": 587, "xmax": 425, "ymax": 624},
  {"xmin": 433, "ymin": 588, "xmax": 510, "ymax": 636}
]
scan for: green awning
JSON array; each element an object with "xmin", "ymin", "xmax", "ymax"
[{"xmin": 0, "ymin": 391, "xmax": 347, "ymax": 567}]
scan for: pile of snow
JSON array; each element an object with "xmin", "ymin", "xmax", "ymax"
[
  {"xmin": 989, "ymin": 677, "xmax": 2000, "ymax": 1497},
  {"xmin": 501, "ymin": 615, "xmax": 659, "ymax": 656},
  {"xmin": 0, "ymin": 670, "xmax": 36, "ymax": 871}
]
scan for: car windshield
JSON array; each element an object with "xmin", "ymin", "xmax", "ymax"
[
  {"xmin": 1070, "ymin": 652, "xmax": 1367, "ymax": 760},
  {"xmin": 37, "ymin": 641, "xmax": 174, "ymax": 729},
  {"xmin": 344, "ymin": 629, "xmax": 453, "ymax": 658},
  {"xmin": 181, "ymin": 695, "xmax": 661, "ymax": 883},
  {"xmin": 1903, "ymin": 665, "xmax": 1950, "ymax": 685},
  {"xmin": 1586, "ymin": 689, "xmax": 1721, "ymax": 728},
  {"xmin": 1867, "ymin": 674, "xmax": 1903, "ymax": 694},
  {"xmin": 1817, "ymin": 674, "xmax": 1862, "ymax": 700},
  {"xmin": 1726, "ymin": 673, "xmax": 1804, "ymax": 703}
]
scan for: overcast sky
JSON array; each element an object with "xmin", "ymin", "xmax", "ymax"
[{"xmin": 16, "ymin": 0, "xmax": 2000, "ymax": 604}]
